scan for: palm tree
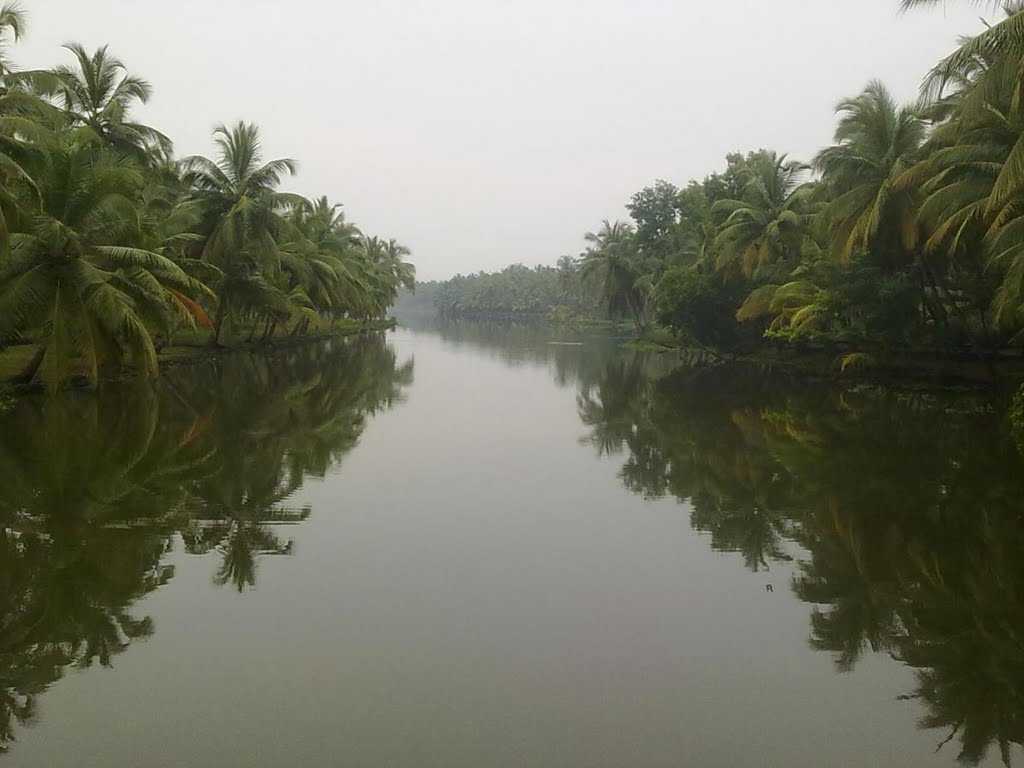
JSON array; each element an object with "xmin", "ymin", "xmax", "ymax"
[
  {"xmin": 898, "ymin": 50, "xmax": 1024, "ymax": 334},
  {"xmin": 277, "ymin": 197, "xmax": 376, "ymax": 323},
  {"xmin": 304, "ymin": 196, "xmax": 362, "ymax": 249},
  {"xmin": 0, "ymin": 2, "xmax": 25, "ymax": 78},
  {"xmin": 580, "ymin": 219, "xmax": 647, "ymax": 325},
  {"xmin": 711, "ymin": 152, "xmax": 817, "ymax": 279},
  {"xmin": 0, "ymin": 130, "xmax": 198, "ymax": 388},
  {"xmin": 381, "ymin": 238, "xmax": 416, "ymax": 292},
  {"xmin": 815, "ymin": 81, "xmax": 926, "ymax": 265},
  {"xmin": 901, "ymin": 1, "xmax": 1024, "ymax": 96},
  {"xmin": 52, "ymin": 44, "xmax": 170, "ymax": 159},
  {"xmin": 182, "ymin": 121, "xmax": 301, "ymax": 343},
  {"xmin": 360, "ymin": 235, "xmax": 415, "ymax": 317},
  {"xmin": 0, "ymin": 5, "xmax": 60, "ymax": 256}
]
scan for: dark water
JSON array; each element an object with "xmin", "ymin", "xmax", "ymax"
[{"xmin": 2, "ymin": 321, "xmax": 1023, "ymax": 767}]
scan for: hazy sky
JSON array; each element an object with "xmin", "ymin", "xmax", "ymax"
[{"xmin": 14, "ymin": 1, "xmax": 988, "ymax": 280}]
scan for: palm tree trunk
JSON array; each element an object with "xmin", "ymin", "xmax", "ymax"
[
  {"xmin": 211, "ymin": 296, "xmax": 229, "ymax": 346},
  {"xmin": 918, "ymin": 262, "xmax": 949, "ymax": 335},
  {"xmin": 15, "ymin": 344, "xmax": 45, "ymax": 384}
]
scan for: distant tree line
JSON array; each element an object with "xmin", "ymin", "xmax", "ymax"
[{"xmin": 422, "ymin": 258, "xmax": 595, "ymax": 321}]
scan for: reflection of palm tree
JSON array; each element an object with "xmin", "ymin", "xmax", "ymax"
[
  {"xmin": 691, "ymin": 494, "xmax": 794, "ymax": 573},
  {"xmin": 0, "ymin": 332, "xmax": 413, "ymax": 752},
  {"xmin": 892, "ymin": 515, "xmax": 1024, "ymax": 766},
  {"xmin": 172, "ymin": 337, "xmax": 413, "ymax": 590},
  {"xmin": 793, "ymin": 521, "xmax": 899, "ymax": 672},
  {"xmin": 577, "ymin": 350, "xmax": 1024, "ymax": 765},
  {"xmin": 580, "ymin": 360, "xmax": 801, "ymax": 571},
  {"xmin": 0, "ymin": 526, "xmax": 169, "ymax": 752},
  {"xmin": 212, "ymin": 521, "xmax": 295, "ymax": 592}
]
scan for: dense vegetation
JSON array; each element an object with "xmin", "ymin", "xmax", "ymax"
[
  {"xmin": 417, "ymin": 258, "xmax": 597, "ymax": 322},
  {"xmin": 0, "ymin": 5, "xmax": 414, "ymax": 390},
  {"xmin": 431, "ymin": 3, "xmax": 1024, "ymax": 360}
]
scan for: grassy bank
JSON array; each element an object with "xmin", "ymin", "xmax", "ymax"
[{"xmin": 0, "ymin": 317, "xmax": 397, "ymax": 394}]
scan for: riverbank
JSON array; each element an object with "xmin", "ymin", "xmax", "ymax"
[
  {"xmin": 0, "ymin": 317, "xmax": 397, "ymax": 395},
  {"xmin": 628, "ymin": 327, "xmax": 1024, "ymax": 390}
]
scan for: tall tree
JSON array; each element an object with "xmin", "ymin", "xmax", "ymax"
[
  {"xmin": 52, "ymin": 44, "xmax": 169, "ymax": 159},
  {"xmin": 182, "ymin": 121, "xmax": 301, "ymax": 343},
  {"xmin": 580, "ymin": 219, "xmax": 647, "ymax": 326},
  {"xmin": 815, "ymin": 80, "xmax": 925, "ymax": 266},
  {"xmin": 0, "ymin": 130, "xmax": 199, "ymax": 388},
  {"xmin": 711, "ymin": 151, "xmax": 817, "ymax": 279},
  {"xmin": 901, "ymin": 2, "xmax": 1024, "ymax": 95}
]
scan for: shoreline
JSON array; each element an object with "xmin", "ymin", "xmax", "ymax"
[
  {"xmin": 628, "ymin": 340, "xmax": 1024, "ymax": 391},
  {"xmin": 0, "ymin": 318, "xmax": 397, "ymax": 397},
  {"xmin": 409, "ymin": 312, "xmax": 1024, "ymax": 390}
]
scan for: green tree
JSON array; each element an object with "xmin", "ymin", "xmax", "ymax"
[
  {"xmin": 815, "ymin": 80, "xmax": 925, "ymax": 266},
  {"xmin": 182, "ymin": 121, "xmax": 301, "ymax": 343},
  {"xmin": 711, "ymin": 151, "xmax": 816, "ymax": 279},
  {"xmin": 0, "ymin": 129, "xmax": 201, "ymax": 388},
  {"xmin": 52, "ymin": 44, "xmax": 170, "ymax": 160},
  {"xmin": 580, "ymin": 219, "xmax": 647, "ymax": 326}
]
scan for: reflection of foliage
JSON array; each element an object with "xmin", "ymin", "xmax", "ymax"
[
  {"xmin": 0, "ymin": 527, "xmax": 169, "ymax": 753},
  {"xmin": 408, "ymin": 316, "xmax": 632, "ymax": 391},
  {"xmin": 579, "ymin": 354, "xmax": 1024, "ymax": 765},
  {"xmin": 580, "ymin": 361, "xmax": 800, "ymax": 572},
  {"xmin": 0, "ymin": 334, "xmax": 412, "ymax": 752},
  {"xmin": 1011, "ymin": 384, "xmax": 1024, "ymax": 455}
]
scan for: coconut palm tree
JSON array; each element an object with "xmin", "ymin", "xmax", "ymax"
[
  {"xmin": 0, "ymin": 129, "xmax": 199, "ymax": 388},
  {"xmin": 580, "ymin": 219, "xmax": 647, "ymax": 325},
  {"xmin": 0, "ymin": 2, "xmax": 25, "ymax": 79},
  {"xmin": 902, "ymin": 1, "xmax": 1024, "ymax": 96},
  {"xmin": 711, "ymin": 152, "xmax": 817, "ymax": 279},
  {"xmin": 381, "ymin": 238, "xmax": 416, "ymax": 293},
  {"xmin": 52, "ymin": 44, "xmax": 170, "ymax": 159},
  {"xmin": 815, "ymin": 80, "xmax": 926, "ymax": 265},
  {"xmin": 898, "ymin": 51, "xmax": 1024, "ymax": 334},
  {"xmin": 182, "ymin": 121, "xmax": 302, "ymax": 342},
  {"xmin": 359, "ymin": 235, "xmax": 415, "ymax": 317},
  {"xmin": 278, "ymin": 196, "xmax": 374, "ymax": 322}
]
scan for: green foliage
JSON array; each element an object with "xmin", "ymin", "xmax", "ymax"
[
  {"xmin": 0, "ymin": 9, "xmax": 413, "ymax": 389},
  {"xmin": 627, "ymin": 179, "xmax": 682, "ymax": 261},
  {"xmin": 566, "ymin": 24, "xmax": 1024, "ymax": 356},
  {"xmin": 1011, "ymin": 383, "xmax": 1024, "ymax": 454},
  {"xmin": 654, "ymin": 267, "xmax": 744, "ymax": 349},
  {"xmin": 436, "ymin": 5, "xmax": 1024, "ymax": 361},
  {"xmin": 580, "ymin": 220, "xmax": 650, "ymax": 327},
  {"xmin": 711, "ymin": 151, "xmax": 817, "ymax": 280},
  {"xmin": 432, "ymin": 262, "xmax": 595, "ymax": 319}
]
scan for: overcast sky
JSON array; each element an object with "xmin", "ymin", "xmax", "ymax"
[{"xmin": 13, "ymin": 1, "xmax": 989, "ymax": 280}]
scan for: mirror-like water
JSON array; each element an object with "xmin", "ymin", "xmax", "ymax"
[{"xmin": 1, "ymin": 322, "xmax": 1022, "ymax": 767}]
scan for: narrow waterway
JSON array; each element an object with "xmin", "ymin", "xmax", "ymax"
[{"xmin": 1, "ymin": 321, "xmax": 1019, "ymax": 767}]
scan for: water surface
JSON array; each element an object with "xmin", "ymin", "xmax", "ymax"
[{"xmin": 2, "ymin": 322, "xmax": 1022, "ymax": 767}]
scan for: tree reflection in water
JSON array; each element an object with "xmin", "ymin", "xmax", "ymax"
[
  {"xmin": 0, "ymin": 334, "xmax": 412, "ymax": 752},
  {"xmin": 577, "ymin": 352, "xmax": 1024, "ymax": 766}
]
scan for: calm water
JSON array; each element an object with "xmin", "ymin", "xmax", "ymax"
[{"xmin": 2, "ymin": 321, "xmax": 1023, "ymax": 767}]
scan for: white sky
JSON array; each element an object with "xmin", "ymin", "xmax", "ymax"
[{"xmin": 14, "ymin": 1, "xmax": 989, "ymax": 280}]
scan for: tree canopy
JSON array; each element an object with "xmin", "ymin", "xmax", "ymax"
[{"xmin": 0, "ymin": 8, "xmax": 415, "ymax": 390}]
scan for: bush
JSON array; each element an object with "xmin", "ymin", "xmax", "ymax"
[{"xmin": 654, "ymin": 268, "xmax": 746, "ymax": 350}]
